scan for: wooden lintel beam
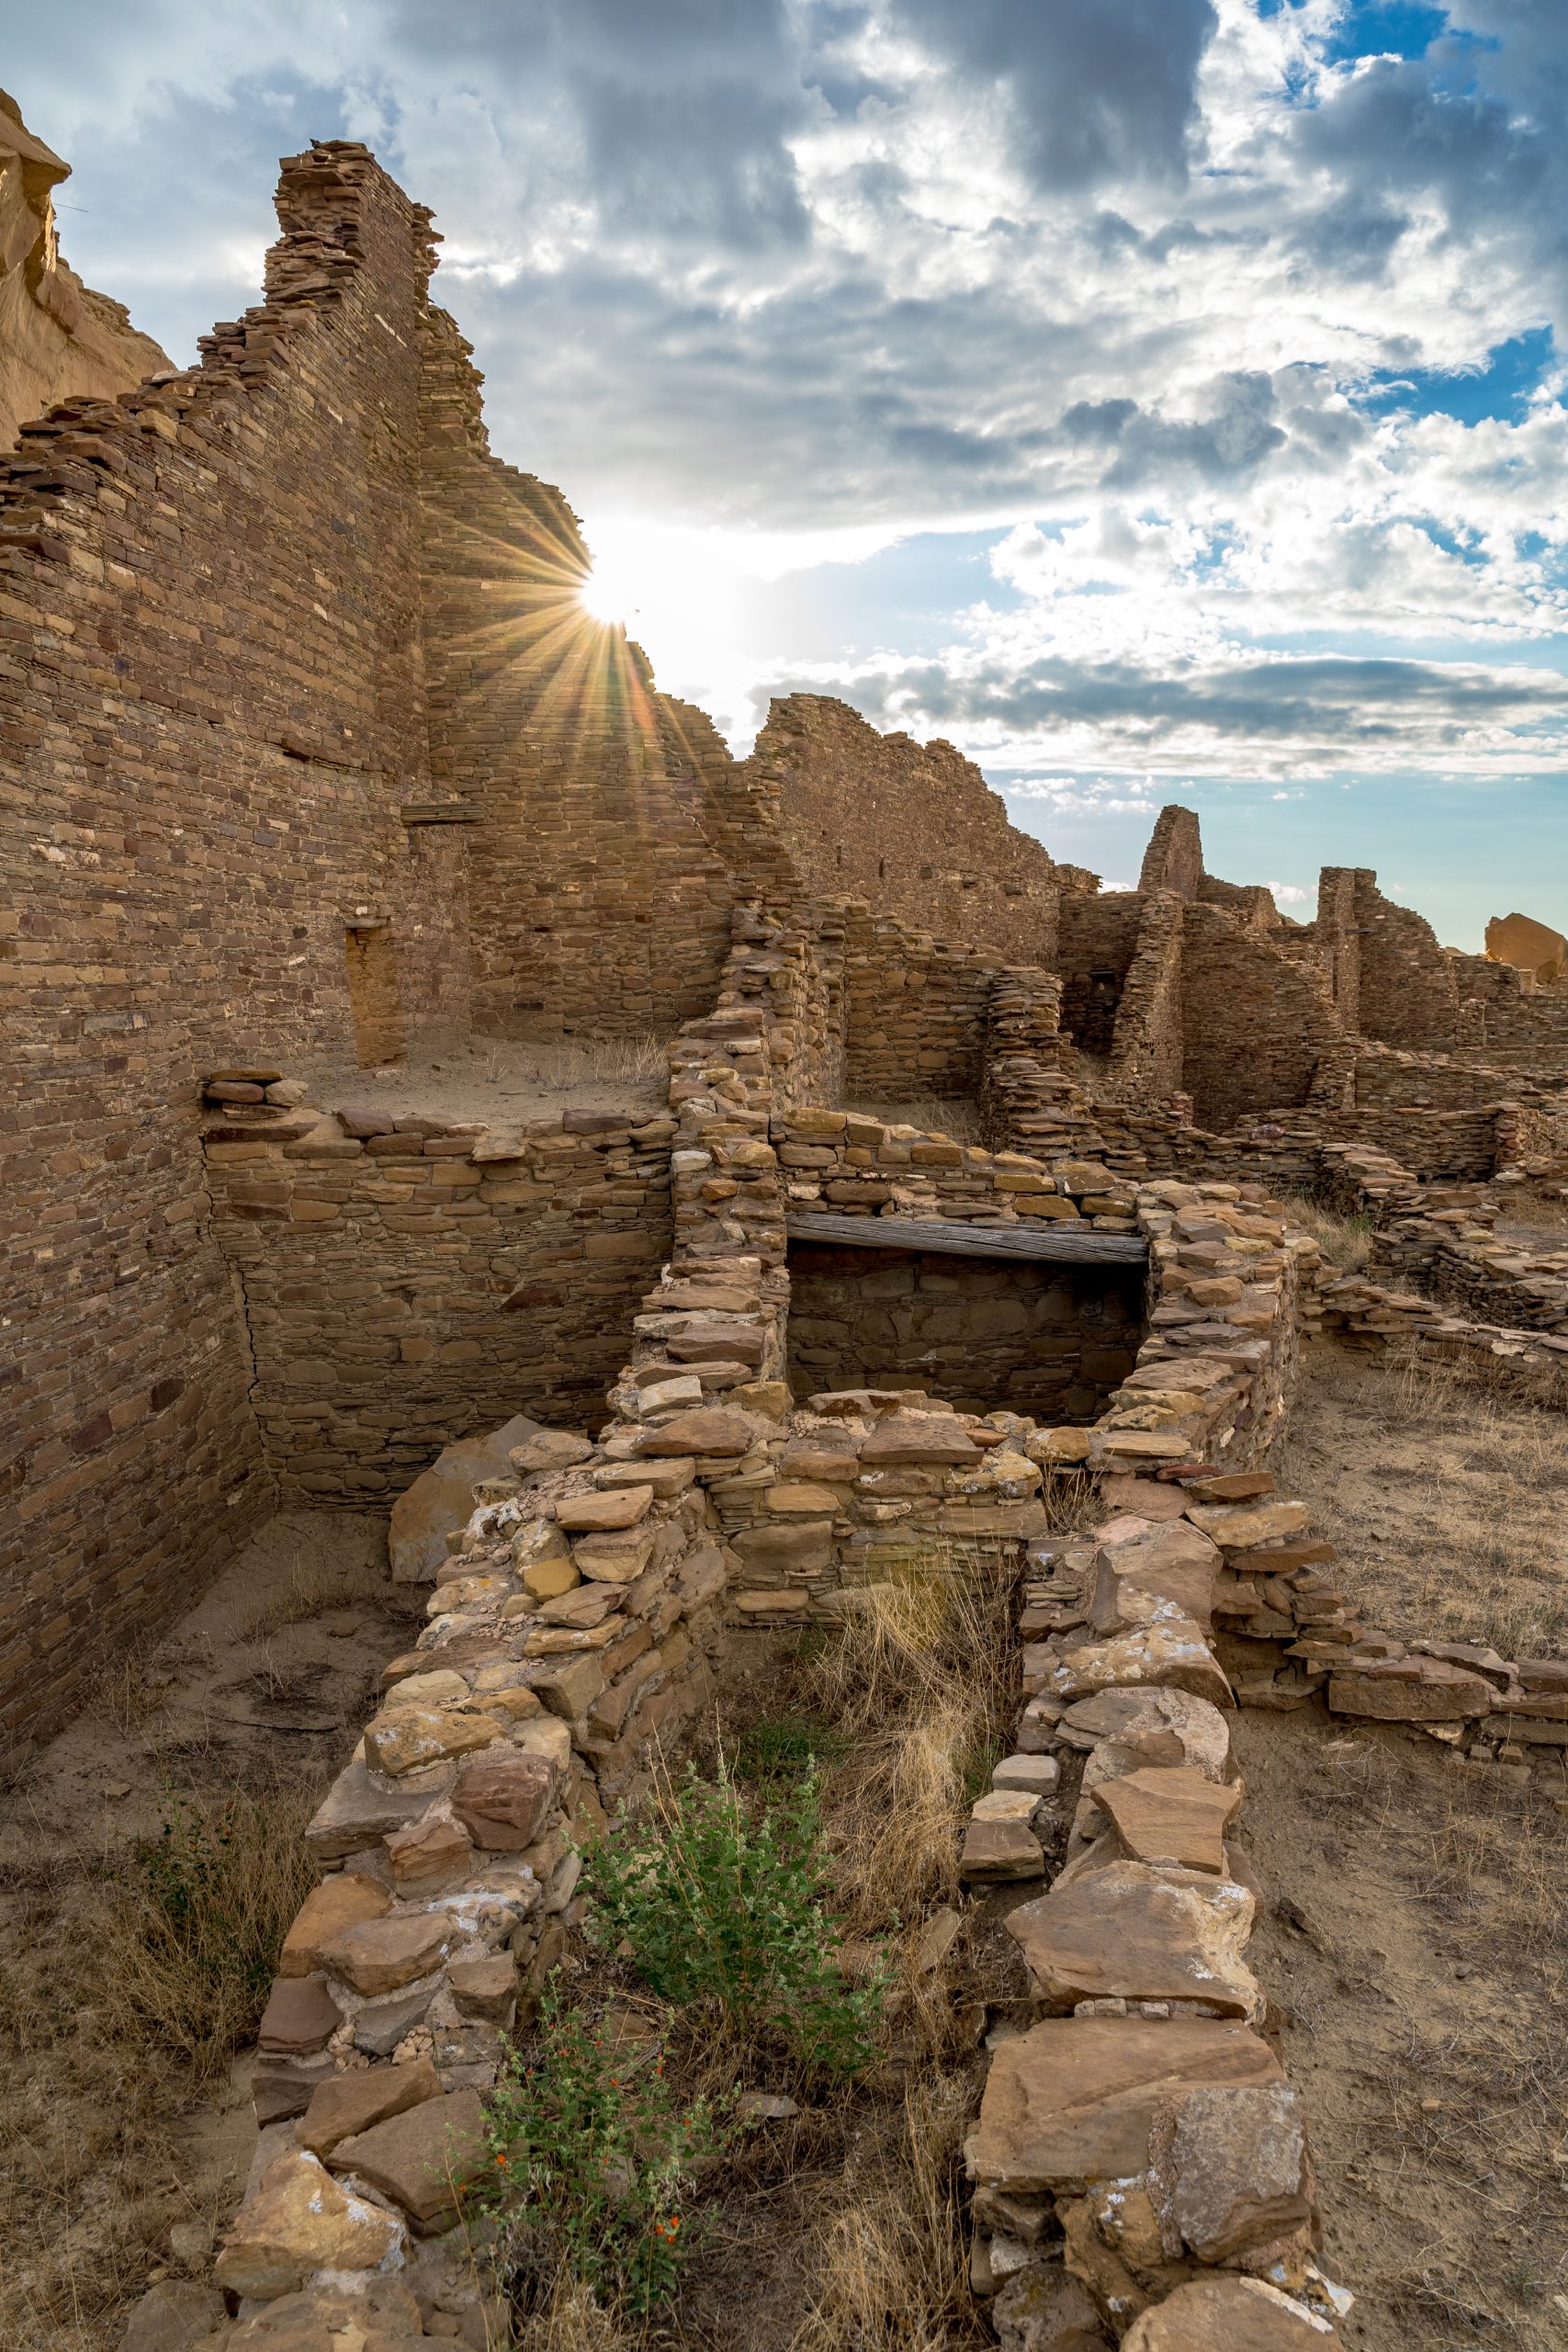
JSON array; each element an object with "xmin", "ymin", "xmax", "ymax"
[{"xmin": 785, "ymin": 1212, "xmax": 1147, "ymax": 1267}]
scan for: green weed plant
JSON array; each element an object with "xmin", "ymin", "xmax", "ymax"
[
  {"xmin": 481, "ymin": 1987, "xmax": 719, "ymax": 2317},
  {"xmin": 588, "ymin": 1754, "xmax": 880, "ymax": 2077}
]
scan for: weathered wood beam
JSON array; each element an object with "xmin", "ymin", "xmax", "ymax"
[{"xmin": 785, "ymin": 1212, "xmax": 1147, "ymax": 1267}]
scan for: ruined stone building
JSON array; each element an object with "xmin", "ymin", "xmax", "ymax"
[{"xmin": 6, "ymin": 134, "xmax": 1568, "ymax": 1759}]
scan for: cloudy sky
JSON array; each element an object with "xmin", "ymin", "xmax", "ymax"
[{"xmin": 17, "ymin": 0, "xmax": 1568, "ymax": 943}]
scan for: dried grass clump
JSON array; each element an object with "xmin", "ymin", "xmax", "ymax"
[
  {"xmin": 789, "ymin": 2074, "xmax": 984, "ymax": 2352},
  {"xmin": 509, "ymin": 1032, "xmax": 671, "ymax": 1091},
  {"xmin": 847, "ymin": 1093, "xmax": 984, "ymax": 1144},
  {"xmin": 805, "ymin": 1567, "xmax": 1013, "ymax": 1930},
  {"xmin": 1280, "ymin": 1192, "xmax": 1375, "ymax": 1271},
  {"xmin": 226, "ymin": 1518, "xmax": 389, "ymax": 1641},
  {"xmin": 97, "ymin": 1782, "xmax": 321, "ymax": 2086},
  {"xmin": 0, "ymin": 1775, "xmax": 322, "ymax": 2345}
]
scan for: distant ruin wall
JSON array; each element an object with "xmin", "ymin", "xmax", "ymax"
[
  {"xmin": 204, "ymin": 1102, "xmax": 674, "ymax": 1503},
  {"xmin": 746, "ymin": 694, "xmax": 1082, "ymax": 966}
]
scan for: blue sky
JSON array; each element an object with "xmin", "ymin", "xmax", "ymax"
[{"xmin": 17, "ymin": 0, "xmax": 1568, "ymax": 948}]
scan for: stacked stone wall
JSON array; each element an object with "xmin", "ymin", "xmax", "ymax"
[
  {"xmin": 416, "ymin": 314, "xmax": 754, "ymax": 1037},
  {"xmin": 202, "ymin": 1090, "xmax": 676, "ymax": 1503},
  {"xmin": 0, "ymin": 143, "xmax": 457, "ymax": 1747},
  {"xmin": 1178, "ymin": 906, "xmax": 1342, "ymax": 1130},
  {"xmin": 744, "ymin": 692, "xmax": 1089, "ymax": 964}
]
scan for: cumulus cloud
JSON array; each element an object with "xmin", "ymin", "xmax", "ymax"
[{"xmin": 12, "ymin": 0, "xmax": 1568, "ymax": 786}]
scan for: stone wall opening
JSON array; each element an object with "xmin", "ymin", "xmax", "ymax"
[
  {"xmin": 784, "ymin": 1239, "xmax": 1145, "ymax": 1421},
  {"xmin": 344, "ymin": 922, "xmax": 404, "ymax": 1066}
]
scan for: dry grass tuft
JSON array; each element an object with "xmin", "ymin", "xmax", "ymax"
[
  {"xmin": 0, "ymin": 1773, "xmax": 325, "ymax": 2345},
  {"xmin": 788, "ymin": 2073, "xmax": 985, "ymax": 2352},
  {"xmin": 802, "ymin": 1569, "xmax": 1013, "ymax": 1931},
  {"xmin": 98, "ymin": 1781, "xmax": 321, "ymax": 2086},
  {"xmin": 226, "ymin": 1529, "xmax": 390, "ymax": 1643},
  {"xmin": 846, "ymin": 1093, "xmax": 984, "ymax": 1144},
  {"xmin": 1280, "ymin": 1192, "xmax": 1375, "ymax": 1271},
  {"xmin": 1274, "ymin": 1340, "xmax": 1568, "ymax": 1657},
  {"xmin": 502, "ymin": 1032, "xmax": 671, "ymax": 1091}
]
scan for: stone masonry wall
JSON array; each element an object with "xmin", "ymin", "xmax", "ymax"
[
  {"xmin": 202, "ymin": 1087, "xmax": 676, "ymax": 1502},
  {"xmin": 0, "ymin": 143, "xmax": 455, "ymax": 1749},
  {"xmin": 416, "ymin": 311, "xmax": 750, "ymax": 1037},
  {"xmin": 745, "ymin": 692, "xmax": 1092, "ymax": 966}
]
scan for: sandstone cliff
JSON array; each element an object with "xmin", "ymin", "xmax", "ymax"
[{"xmin": 0, "ymin": 88, "xmax": 167, "ymax": 448}]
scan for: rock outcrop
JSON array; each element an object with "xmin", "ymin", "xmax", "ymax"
[
  {"xmin": 0, "ymin": 88, "xmax": 167, "ymax": 447},
  {"xmin": 1485, "ymin": 910, "xmax": 1567, "ymax": 987}
]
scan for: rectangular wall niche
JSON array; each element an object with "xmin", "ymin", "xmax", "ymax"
[{"xmin": 784, "ymin": 1240, "xmax": 1145, "ymax": 1423}]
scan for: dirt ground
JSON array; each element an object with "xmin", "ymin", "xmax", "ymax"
[
  {"xmin": 1272, "ymin": 1340, "xmax": 1568, "ymax": 1659},
  {"xmin": 1238, "ymin": 1706, "xmax": 1568, "ymax": 2352},
  {"xmin": 0, "ymin": 1509, "xmax": 407, "ymax": 2349},
  {"xmin": 292, "ymin": 1030, "xmax": 671, "ymax": 1133}
]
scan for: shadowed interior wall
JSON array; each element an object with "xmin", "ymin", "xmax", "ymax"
[{"xmin": 785, "ymin": 1242, "xmax": 1145, "ymax": 1422}]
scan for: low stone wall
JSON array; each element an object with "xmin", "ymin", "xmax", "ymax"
[
  {"xmin": 958, "ymin": 1185, "xmax": 1359, "ymax": 2341},
  {"xmin": 202, "ymin": 1080, "xmax": 675, "ymax": 1500}
]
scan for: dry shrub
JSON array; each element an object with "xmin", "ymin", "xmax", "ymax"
[
  {"xmin": 847, "ymin": 1093, "xmax": 983, "ymax": 1144},
  {"xmin": 508, "ymin": 1032, "xmax": 670, "ymax": 1091},
  {"xmin": 99, "ymin": 1782, "xmax": 321, "ymax": 2086},
  {"xmin": 789, "ymin": 2074, "xmax": 984, "ymax": 2352},
  {"xmin": 1280, "ymin": 1192, "xmax": 1374, "ymax": 1271},
  {"xmin": 805, "ymin": 1567, "xmax": 1013, "ymax": 1931},
  {"xmin": 0, "ymin": 1776, "xmax": 322, "ymax": 2345}
]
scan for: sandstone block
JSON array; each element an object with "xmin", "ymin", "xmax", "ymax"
[
  {"xmin": 329, "ymin": 2088, "xmax": 489, "ymax": 2233},
  {"xmin": 299, "ymin": 2058, "xmax": 442, "ymax": 2159},
  {"xmin": 1043, "ymin": 1619, "xmax": 1235, "ymax": 1713},
  {"xmin": 1007, "ymin": 1861, "xmax": 1260, "ymax": 2019},
  {"xmin": 1185, "ymin": 1499, "xmax": 1310, "ymax": 1549},
  {"xmin": 215, "ymin": 2151, "xmax": 403, "ymax": 2297},
  {"xmin": 556, "ymin": 1485, "xmax": 653, "ymax": 1532},
  {"xmin": 971, "ymin": 2014, "xmax": 1281, "ymax": 2192},
  {"xmin": 960, "ymin": 1818, "xmax": 1045, "ymax": 1882},
  {"xmin": 118, "ymin": 2279, "xmax": 227, "ymax": 2352},
  {"xmin": 1057, "ymin": 1688, "xmax": 1233, "ymax": 1782},
  {"xmin": 1150, "ymin": 2081, "xmax": 1311, "ymax": 2264},
  {"xmin": 384, "ymin": 1811, "xmax": 473, "ymax": 1895},
  {"xmin": 450, "ymin": 1752, "xmax": 557, "ymax": 1850},
  {"xmin": 306, "ymin": 1756, "xmax": 457, "ymax": 1861},
  {"xmin": 510, "ymin": 1430, "xmax": 594, "ymax": 1473},
  {"xmin": 860, "ymin": 1410, "xmax": 982, "ymax": 1465},
  {"xmin": 447, "ymin": 1952, "xmax": 517, "ymax": 2021},
  {"xmin": 279, "ymin": 1872, "xmax": 390, "ymax": 1977},
  {"xmin": 1094, "ymin": 1768, "xmax": 1242, "ymax": 1874},
  {"xmin": 363, "ymin": 1707, "xmax": 499, "ymax": 1778},
  {"xmin": 1326, "ymin": 1667, "xmax": 1494, "ymax": 1721},
  {"xmin": 320, "ymin": 1913, "xmax": 450, "ymax": 1996},
  {"xmin": 636, "ymin": 1408, "xmax": 757, "ymax": 1456},
  {"xmin": 732, "ymin": 1521, "xmax": 834, "ymax": 1574},
  {"xmin": 572, "ymin": 1532, "xmax": 656, "ymax": 1583},
  {"xmin": 389, "ymin": 1416, "xmax": 540, "ymax": 1582},
  {"xmin": 1122, "ymin": 2278, "xmax": 1336, "ymax": 2347},
  {"xmin": 258, "ymin": 1975, "xmax": 342, "ymax": 2054},
  {"xmin": 532, "ymin": 1656, "xmax": 605, "ymax": 1722}
]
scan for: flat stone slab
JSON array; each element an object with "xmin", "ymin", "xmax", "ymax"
[
  {"xmin": 971, "ymin": 2015, "xmax": 1282, "ymax": 2191},
  {"xmin": 1095, "ymin": 1767, "xmax": 1243, "ymax": 1874},
  {"xmin": 320, "ymin": 1912, "xmax": 451, "ymax": 1996},
  {"xmin": 1150, "ymin": 2081, "xmax": 1312, "ymax": 2265},
  {"xmin": 331, "ymin": 2087, "xmax": 489, "ymax": 2233},
  {"xmin": 299, "ymin": 2056, "xmax": 442, "ymax": 2158},
  {"xmin": 1058, "ymin": 1687, "xmax": 1233, "ymax": 1781},
  {"xmin": 279, "ymin": 1871, "xmax": 389, "ymax": 1976},
  {"xmin": 1006, "ymin": 1860, "xmax": 1260, "ymax": 2018},
  {"xmin": 960, "ymin": 1817, "xmax": 1045, "ymax": 1883},
  {"xmin": 1040, "ymin": 1616, "xmax": 1235, "ymax": 1713},
  {"xmin": 1327, "ymin": 1665, "xmax": 1495, "ymax": 1721},
  {"xmin": 1122, "ymin": 2277, "xmax": 1338, "ymax": 2346},
  {"xmin": 389, "ymin": 1414, "xmax": 540, "ymax": 1582}
]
